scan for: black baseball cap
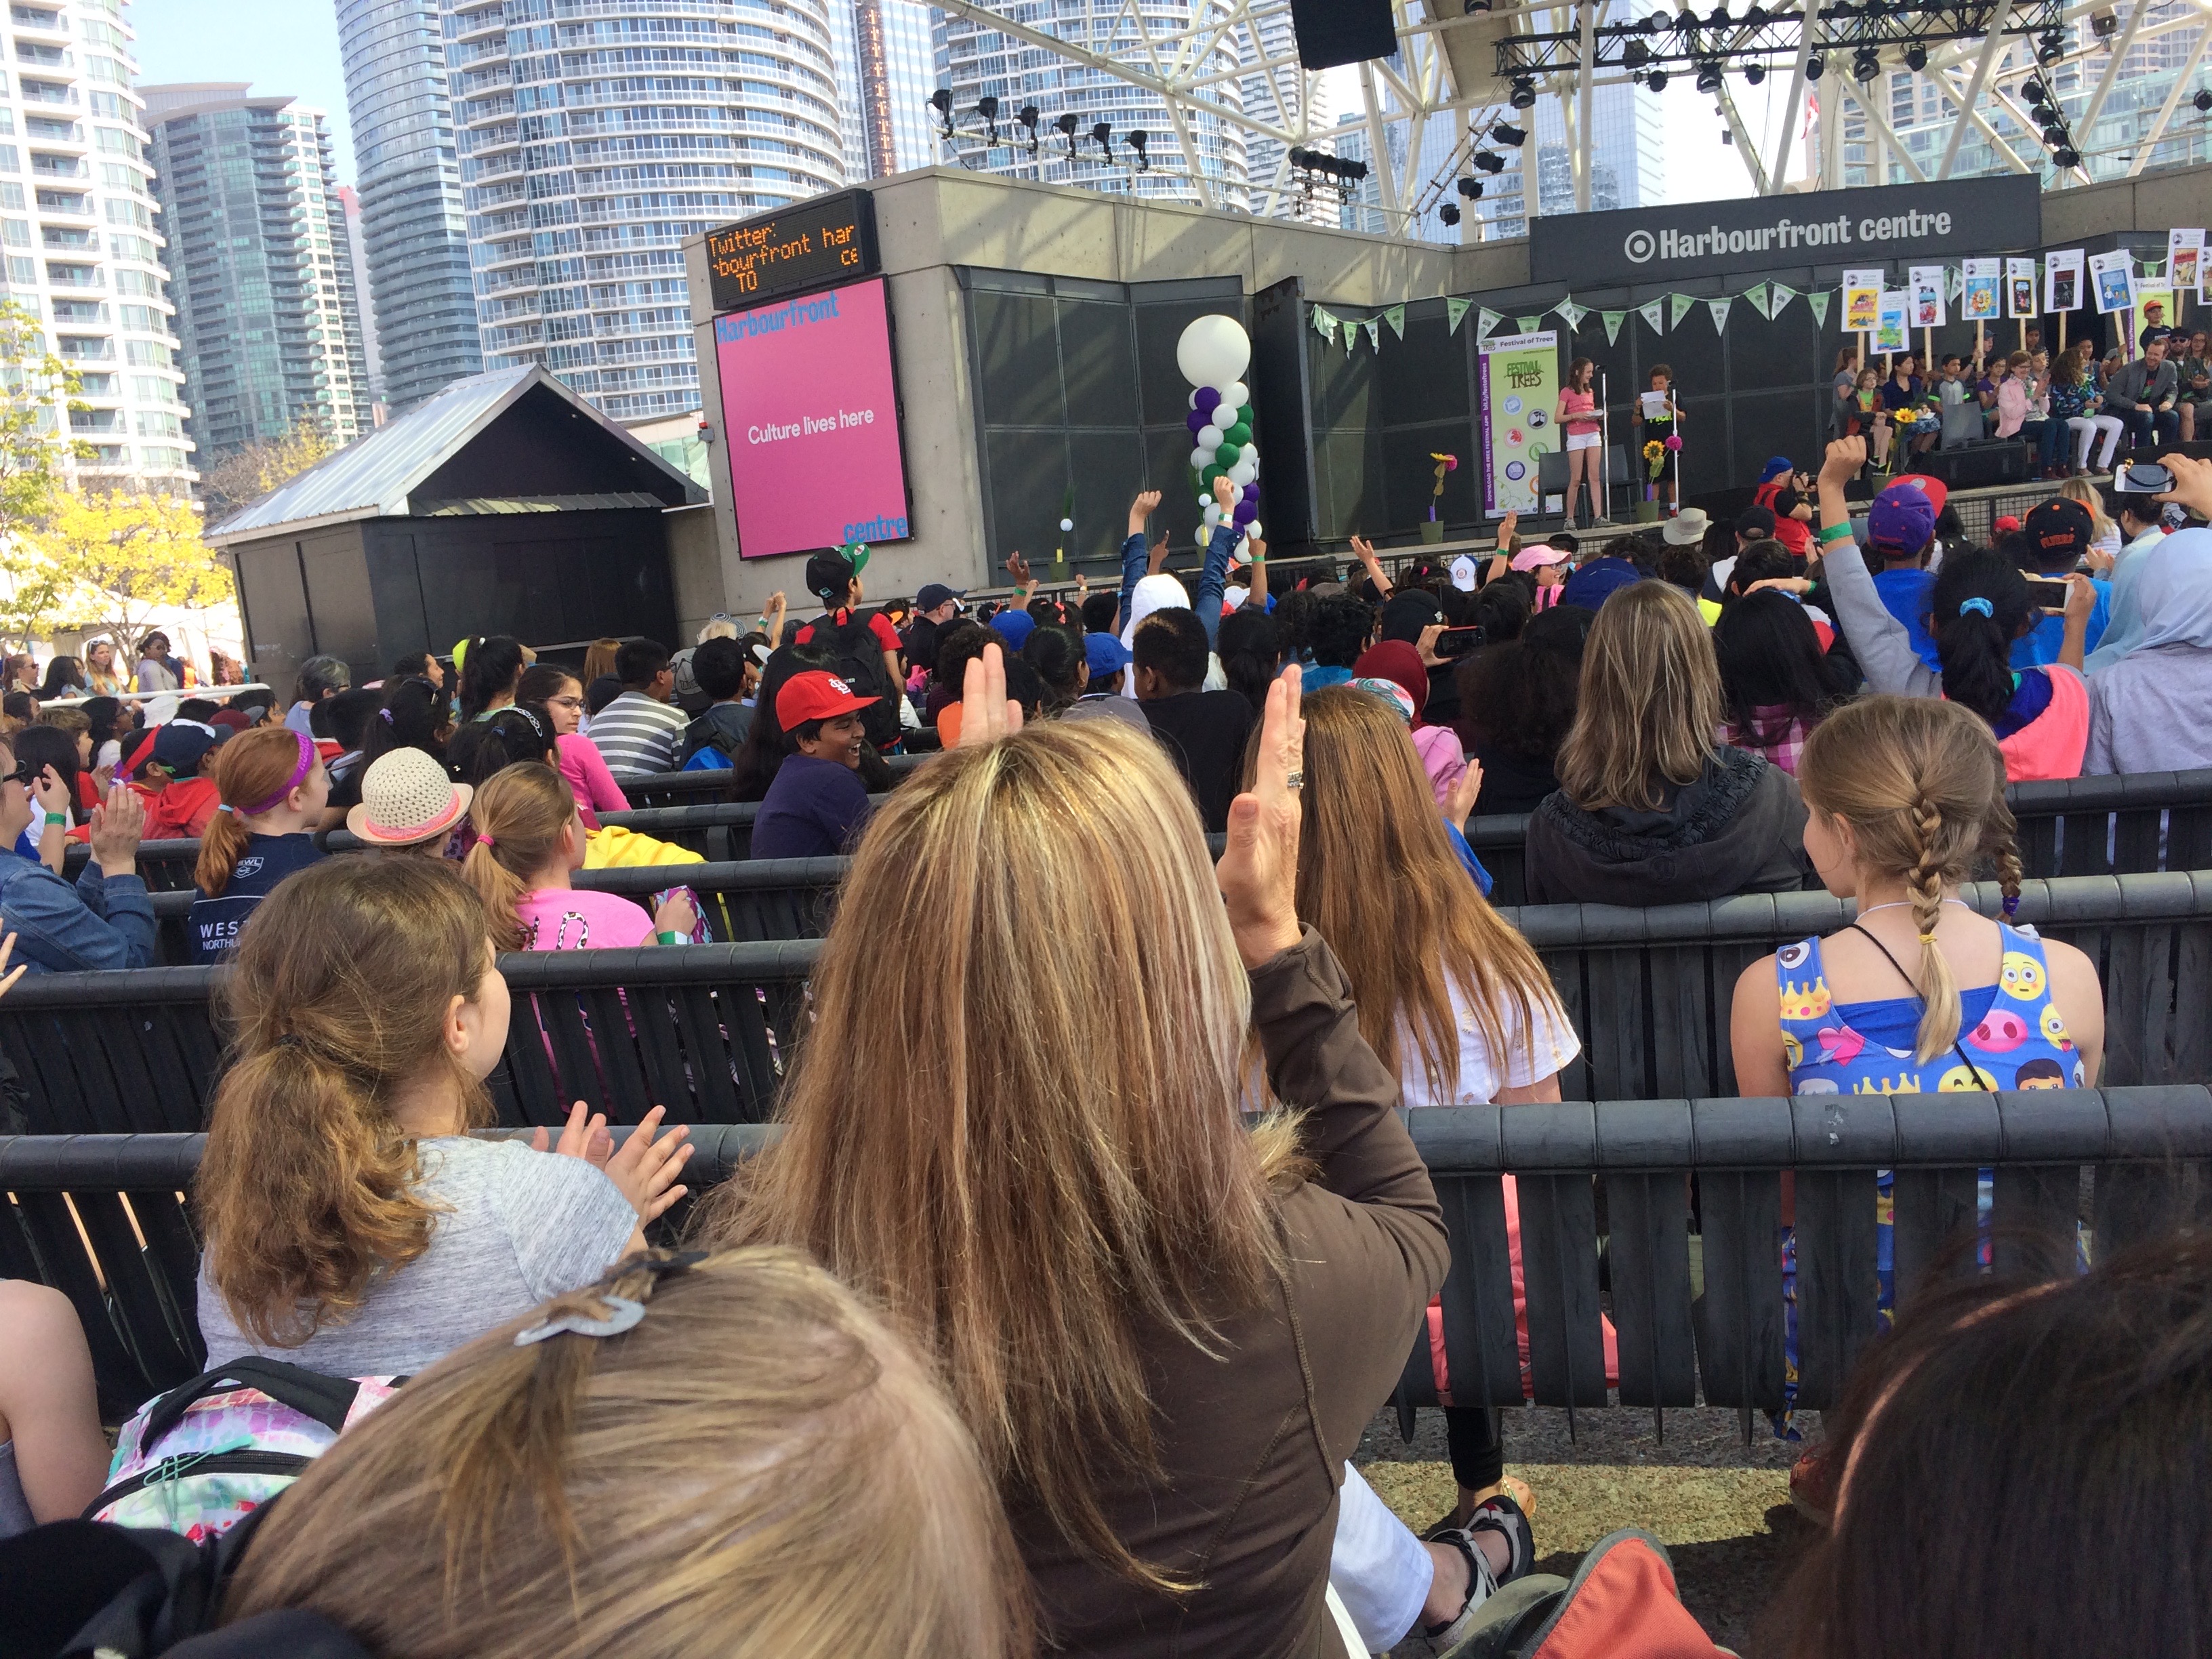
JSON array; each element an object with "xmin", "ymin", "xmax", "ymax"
[
  {"xmin": 1735, "ymin": 504, "xmax": 1778, "ymax": 539},
  {"xmin": 916, "ymin": 582, "xmax": 964, "ymax": 611},
  {"xmin": 2022, "ymin": 497, "xmax": 2093, "ymax": 567},
  {"xmin": 804, "ymin": 550, "xmax": 857, "ymax": 602}
]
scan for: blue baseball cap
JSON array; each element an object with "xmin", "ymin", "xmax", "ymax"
[
  {"xmin": 989, "ymin": 608, "xmax": 1036, "ymax": 649},
  {"xmin": 1084, "ymin": 632, "xmax": 1132, "ymax": 678}
]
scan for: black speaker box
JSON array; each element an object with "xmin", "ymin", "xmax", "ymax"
[
  {"xmin": 1290, "ymin": 0, "xmax": 1396, "ymax": 68},
  {"xmin": 1919, "ymin": 442, "xmax": 2030, "ymax": 491}
]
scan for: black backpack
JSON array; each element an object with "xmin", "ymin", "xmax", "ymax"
[{"xmin": 812, "ymin": 611, "xmax": 901, "ymax": 750}]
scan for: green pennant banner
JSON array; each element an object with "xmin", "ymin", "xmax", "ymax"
[
  {"xmin": 1602, "ymin": 309, "xmax": 1626, "ymax": 345},
  {"xmin": 1669, "ymin": 293, "xmax": 1697, "ymax": 328},
  {"xmin": 1638, "ymin": 297, "xmax": 1666, "ymax": 333},
  {"xmin": 1312, "ymin": 307, "xmax": 1337, "ymax": 343},
  {"xmin": 1382, "ymin": 304, "xmax": 1406, "ymax": 340},
  {"xmin": 1744, "ymin": 281, "xmax": 1770, "ymax": 319},
  {"xmin": 1361, "ymin": 319, "xmax": 1380, "ymax": 351},
  {"xmin": 1516, "ymin": 314, "xmax": 1541, "ymax": 333},
  {"xmin": 1477, "ymin": 306, "xmax": 1502, "ymax": 336},
  {"xmin": 1807, "ymin": 289, "xmax": 1830, "ymax": 329},
  {"xmin": 1343, "ymin": 321, "xmax": 1355, "ymax": 355},
  {"xmin": 1553, "ymin": 299, "xmax": 1587, "ymax": 331},
  {"xmin": 1946, "ymin": 265, "xmax": 1964, "ymax": 301},
  {"xmin": 1706, "ymin": 296, "xmax": 1734, "ymax": 334},
  {"xmin": 1446, "ymin": 298, "xmax": 1472, "ymax": 333},
  {"xmin": 1769, "ymin": 281, "xmax": 1797, "ymax": 318}
]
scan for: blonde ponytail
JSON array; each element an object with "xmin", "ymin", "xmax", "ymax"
[
  {"xmin": 1906, "ymin": 791, "xmax": 1962, "ymax": 1063},
  {"xmin": 464, "ymin": 763, "xmax": 578, "ymax": 951}
]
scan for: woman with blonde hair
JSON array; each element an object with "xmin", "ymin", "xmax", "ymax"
[
  {"xmin": 81, "ymin": 639, "xmax": 123, "ymax": 697},
  {"xmin": 464, "ymin": 761, "xmax": 694, "ymax": 950},
  {"xmin": 703, "ymin": 650, "xmax": 1508, "ymax": 1658},
  {"xmin": 2056, "ymin": 475, "xmax": 2121, "ymax": 562},
  {"xmin": 220, "ymin": 1248, "xmax": 1033, "ymax": 1659},
  {"xmin": 1524, "ymin": 580, "xmax": 1813, "ymax": 905}
]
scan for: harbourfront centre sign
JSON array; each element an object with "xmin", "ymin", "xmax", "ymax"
[{"xmin": 1528, "ymin": 176, "xmax": 2044, "ymax": 287}]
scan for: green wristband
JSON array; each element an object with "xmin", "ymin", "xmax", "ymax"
[
  {"xmin": 655, "ymin": 930, "xmax": 687, "ymax": 946},
  {"xmin": 1818, "ymin": 521, "xmax": 1854, "ymax": 546},
  {"xmin": 43, "ymin": 812, "xmax": 65, "ymax": 826}
]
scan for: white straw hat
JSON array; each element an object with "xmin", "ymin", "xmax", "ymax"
[{"xmin": 346, "ymin": 747, "xmax": 470, "ymax": 847}]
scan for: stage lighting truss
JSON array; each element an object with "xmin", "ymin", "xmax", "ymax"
[
  {"xmin": 1495, "ymin": 0, "xmax": 2064, "ymax": 79},
  {"xmin": 1286, "ymin": 144, "xmax": 1372, "ymax": 207}
]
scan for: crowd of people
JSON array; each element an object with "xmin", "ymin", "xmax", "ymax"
[{"xmin": 1, "ymin": 384, "xmax": 2209, "ymax": 1659}]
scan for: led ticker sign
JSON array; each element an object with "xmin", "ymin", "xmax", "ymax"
[{"xmin": 703, "ymin": 190, "xmax": 879, "ymax": 314}]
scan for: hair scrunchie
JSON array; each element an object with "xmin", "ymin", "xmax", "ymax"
[{"xmin": 1957, "ymin": 596, "xmax": 1994, "ymax": 618}]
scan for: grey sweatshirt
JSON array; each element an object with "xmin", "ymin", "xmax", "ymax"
[{"xmin": 1821, "ymin": 537, "xmax": 1943, "ymax": 698}]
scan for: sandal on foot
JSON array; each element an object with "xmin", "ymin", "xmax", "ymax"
[{"xmin": 1420, "ymin": 1494, "xmax": 1536, "ymax": 1653}]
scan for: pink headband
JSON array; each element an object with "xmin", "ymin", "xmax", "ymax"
[{"xmin": 239, "ymin": 731, "xmax": 315, "ymax": 816}]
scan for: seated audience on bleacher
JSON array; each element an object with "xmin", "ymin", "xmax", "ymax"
[
  {"xmin": 283, "ymin": 653, "xmax": 348, "ymax": 737},
  {"xmin": 2083, "ymin": 487, "xmax": 2176, "ymax": 673},
  {"xmin": 345, "ymin": 746, "xmax": 473, "ymax": 857},
  {"xmin": 312, "ymin": 687, "xmax": 382, "ymax": 793},
  {"xmin": 0, "ymin": 1277, "xmax": 106, "ymax": 1538},
  {"xmin": 1818, "ymin": 438, "xmax": 2096, "ymax": 781},
  {"xmin": 324, "ymin": 674, "xmax": 451, "ymax": 821},
  {"xmin": 1453, "ymin": 604, "xmax": 1593, "ymax": 816},
  {"xmin": 1062, "ymin": 628, "xmax": 1149, "ymax": 730},
  {"xmin": 1715, "ymin": 591, "xmax": 1853, "ymax": 777},
  {"xmin": 1775, "ymin": 1231, "xmax": 2207, "ymax": 1659},
  {"xmin": 1132, "ymin": 607, "xmax": 1255, "ymax": 835},
  {"xmin": 2087, "ymin": 527, "xmax": 2212, "ymax": 775},
  {"xmin": 585, "ymin": 640, "xmax": 688, "ymax": 781},
  {"xmin": 1525, "ymin": 581, "xmax": 1813, "ymax": 905},
  {"xmin": 8, "ymin": 722, "xmax": 80, "ymax": 869},
  {"xmin": 1351, "ymin": 640, "xmax": 1467, "ymax": 809},
  {"xmin": 194, "ymin": 857, "xmax": 691, "ymax": 1376},
  {"xmin": 189, "ymin": 727, "xmax": 329, "ymax": 966},
  {"xmin": 672, "ymin": 636, "xmax": 754, "ymax": 770},
  {"xmin": 729, "ymin": 643, "xmax": 841, "ymax": 802},
  {"xmin": 454, "ymin": 633, "xmax": 529, "ymax": 723},
  {"xmin": 0, "ymin": 737, "xmax": 150, "ymax": 972},
  {"xmin": 518, "ymin": 663, "xmax": 630, "ymax": 827},
  {"xmin": 1303, "ymin": 591, "xmax": 1376, "ymax": 690},
  {"xmin": 705, "ymin": 650, "xmax": 1506, "ymax": 1658},
  {"xmin": 119, "ymin": 722, "xmax": 223, "ymax": 840},
  {"xmin": 750, "ymin": 670, "xmax": 878, "ymax": 860},
  {"xmin": 215, "ymin": 1249, "xmax": 1031, "ymax": 1659},
  {"xmin": 465, "ymin": 763, "xmax": 694, "ymax": 949}
]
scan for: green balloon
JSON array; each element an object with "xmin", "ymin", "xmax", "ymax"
[
  {"xmin": 1214, "ymin": 442, "xmax": 1242, "ymax": 468},
  {"xmin": 1202, "ymin": 464, "xmax": 1225, "ymax": 486},
  {"xmin": 1223, "ymin": 422, "xmax": 1252, "ymax": 448}
]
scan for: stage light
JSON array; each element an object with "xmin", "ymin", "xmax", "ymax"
[
  {"xmin": 1644, "ymin": 67, "xmax": 1669, "ymax": 90},
  {"xmin": 1707, "ymin": 4, "xmax": 1730, "ymax": 26},
  {"xmin": 2195, "ymin": 88, "xmax": 2212, "ymax": 112},
  {"xmin": 2022, "ymin": 76, "xmax": 2047, "ymax": 101},
  {"xmin": 1853, "ymin": 47, "xmax": 1881, "ymax": 80},
  {"xmin": 1091, "ymin": 120, "xmax": 1113, "ymax": 160},
  {"xmin": 928, "ymin": 87, "xmax": 953, "ymax": 137},
  {"xmin": 1017, "ymin": 103, "xmax": 1040, "ymax": 148},
  {"xmin": 1457, "ymin": 176, "xmax": 1484, "ymax": 199},
  {"xmin": 1622, "ymin": 38, "xmax": 1651, "ymax": 68},
  {"xmin": 1743, "ymin": 3, "xmax": 1769, "ymax": 24},
  {"xmin": 1462, "ymin": 0, "xmax": 1493, "ymax": 13},
  {"xmin": 2053, "ymin": 144, "xmax": 2081, "ymax": 167},
  {"xmin": 2041, "ymin": 123, "xmax": 2066, "ymax": 146},
  {"xmin": 2090, "ymin": 9, "xmax": 2116, "ymax": 37},
  {"xmin": 2037, "ymin": 30, "xmax": 2063, "ymax": 63},
  {"xmin": 1440, "ymin": 201, "xmax": 1462, "ymax": 225},
  {"xmin": 1491, "ymin": 121, "xmax": 1527, "ymax": 146},
  {"xmin": 1473, "ymin": 149, "xmax": 1506, "ymax": 173},
  {"xmin": 1906, "ymin": 44, "xmax": 1928, "ymax": 70},
  {"xmin": 1510, "ymin": 76, "xmax": 1538, "ymax": 108},
  {"xmin": 1640, "ymin": 12, "xmax": 1663, "ymax": 31},
  {"xmin": 1127, "ymin": 129, "xmax": 1149, "ymax": 171},
  {"xmin": 1695, "ymin": 60, "xmax": 1723, "ymax": 91},
  {"xmin": 1744, "ymin": 60, "xmax": 1766, "ymax": 83},
  {"xmin": 1805, "ymin": 55, "xmax": 1825, "ymax": 79},
  {"xmin": 976, "ymin": 94, "xmax": 1000, "ymax": 144}
]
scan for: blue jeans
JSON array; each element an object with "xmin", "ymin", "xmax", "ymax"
[
  {"xmin": 2116, "ymin": 405, "xmax": 2179, "ymax": 448},
  {"xmin": 2033, "ymin": 418, "xmax": 2066, "ymax": 472}
]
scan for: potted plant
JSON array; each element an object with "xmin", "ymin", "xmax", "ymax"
[{"xmin": 1422, "ymin": 451, "xmax": 1457, "ymax": 544}]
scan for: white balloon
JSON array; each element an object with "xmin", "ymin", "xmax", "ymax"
[
  {"xmin": 1244, "ymin": 519, "xmax": 1261, "ymax": 543},
  {"xmin": 1229, "ymin": 458, "xmax": 1257, "ymax": 486},
  {"xmin": 1218, "ymin": 380, "xmax": 1249, "ymax": 412},
  {"xmin": 1190, "ymin": 446, "xmax": 1210, "ymax": 471},
  {"xmin": 1058, "ymin": 517, "xmax": 1074, "ymax": 531},
  {"xmin": 1189, "ymin": 388, "xmax": 1202, "ymax": 409},
  {"xmin": 1176, "ymin": 314, "xmax": 1251, "ymax": 390},
  {"xmin": 1202, "ymin": 503, "xmax": 1223, "ymax": 523},
  {"xmin": 1197, "ymin": 424, "xmax": 1223, "ymax": 451}
]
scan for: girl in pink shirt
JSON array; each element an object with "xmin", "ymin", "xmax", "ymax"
[
  {"xmin": 463, "ymin": 762, "xmax": 693, "ymax": 950},
  {"xmin": 519, "ymin": 664, "xmax": 630, "ymax": 829}
]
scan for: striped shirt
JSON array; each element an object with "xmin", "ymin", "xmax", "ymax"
[{"xmin": 586, "ymin": 691, "xmax": 687, "ymax": 779}]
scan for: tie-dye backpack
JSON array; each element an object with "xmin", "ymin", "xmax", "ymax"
[{"xmin": 87, "ymin": 1357, "xmax": 401, "ymax": 1542}]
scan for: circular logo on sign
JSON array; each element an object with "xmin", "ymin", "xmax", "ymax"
[
  {"xmin": 1503, "ymin": 395, "xmax": 1523, "ymax": 415},
  {"xmin": 1504, "ymin": 461, "xmax": 1527, "ymax": 481},
  {"xmin": 1528, "ymin": 409, "xmax": 1549, "ymax": 428},
  {"xmin": 1624, "ymin": 228, "xmax": 1656, "ymax": 264}
]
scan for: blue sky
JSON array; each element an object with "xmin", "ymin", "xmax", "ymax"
[{"xmin": 129, "ymin": 0, "xmax": 357, "ymax": 182}]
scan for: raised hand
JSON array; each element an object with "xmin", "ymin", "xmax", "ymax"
[
  {"xmin": 1212, "ymin": 473, "xmax": 1240, "ymax": 515},
  {"xmin": 1216, "ymin": 663, "xmax": 1305, "ymax": 969},
  {"xmin": 88, "ymin": 780, "xmax": 144, "ymax": 874},
  {"xmin": 1004, "ymin": 550, "xmax": 1033, "ymax": 589},
  {"xmin": 602, "ymin": 1104, "xmax": 693, "ymax": 1223},
  {"xmin": 1127, "ymin": 489, "xmax": 1162, "ymax": 536},
  {"xmin": 1821, "ymin": 435, "xmax": 1868, "ymax": 485},
  {"xmin": 30, "ymin": 765, "xmax": 68, "ymax": 822},
  {"xmin": 2156, "ymin": 452, "xmax": 2212, "ymax": 523},
  {"xmin": 1350, "ymin": 534, "xmax": 1382, "ymax": 569},
  {"xmin": 0, "ymin": 930, "xmax": 24, "ymax": 1000},
  {"xmin": 954, "ymin": 640, "xmax": 1023, "ymax": 748},
  {"xmin": 1148, "ymin": 534, "xmax": 1170, "ymax": 574},
  {"xmin": 1443, "ymin": 758, "xmax": 1484, "ymax": 834},
  {"xmin": 532, "ymin": 1099, "xmax": 614, "ymax": 1166}
]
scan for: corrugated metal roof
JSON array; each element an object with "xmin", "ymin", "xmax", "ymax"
[
  {"xmin": 415, "ymin": 493, "xmax": 672, "ymax": 515},
  {"xmin": 205, "ymin": 365, "xmax": 705, "ymax": 545}
]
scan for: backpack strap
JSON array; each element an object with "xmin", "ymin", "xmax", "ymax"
[{"xmin": 140, "ymin": 1357, "xmax": 364, "ymax": 1450}]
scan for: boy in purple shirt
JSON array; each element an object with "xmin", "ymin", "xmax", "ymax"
[{"xmin": 752, "ymin": 671, "xmax": 877, "ymax": 859}]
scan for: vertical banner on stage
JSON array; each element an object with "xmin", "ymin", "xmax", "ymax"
[
  {"xmin": 1477, "ymin": 330, "xmax": 1560, "ymax": 517},
  {"xmin": 2045, "ymin": 249, "xmax": 2084, "ymax": 313},
  {"xmin": 1908, "ymin": 264, "xmax": 1948, "ymax": 329},
  {"xmin": 2089, "ymin": 249, "xmax": 2136, "ymax": 315},
  {"xmin": 1874, "ymin": 291, "xmax": 1910, "ymax": 355},
  {"xmin": 1961, "ymin": 258, "xmax": 2001, "ymax": 323},
  {"xmin": 2168, "ymin": 228, "xmax": 2203, "ymax": 300},
  {"xmin": 1843, "ymin": 268, "xmax": 1885, "ymax": 333},
  {"xmin": 2006, "ymin": 257, "xmax": 2039, "ymax": 319}
]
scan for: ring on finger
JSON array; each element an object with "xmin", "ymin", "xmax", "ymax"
[{"xmin": 1286, "ymin": 769, "xmax": 1305, "ymax": 790}]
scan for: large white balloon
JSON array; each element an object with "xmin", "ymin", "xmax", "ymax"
[
  {"xmin": 1244, "ymin": 519, "xmax": 1261, "ymax": 544},
  {"xmin": 1190, "ymin": 446, "xmax": 1211, "ymax": 471},
  {"xmin": 1229, "ymin": 457, "xmax": 1257, "ymax": 486},
  {"xmin": 1176, "ymin": 314, "xmax": 1251, "ymax": 390}
]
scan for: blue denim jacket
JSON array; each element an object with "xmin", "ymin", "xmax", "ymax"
[
  {"xmin": 0, "ymin": 854, "xmax": 157, "ymax": 972},
  {"xmin": 1115, "ymin": 525, "xmax": 1240, "ymax": 647}
]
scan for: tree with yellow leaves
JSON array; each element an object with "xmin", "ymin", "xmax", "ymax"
[
  {"xmin": 199, "ymin": 417, "xmax": 335, "ymax": 523},
  {"xmin": 0, "ymin": 486, "xmax": 233, "ymax": 653}
]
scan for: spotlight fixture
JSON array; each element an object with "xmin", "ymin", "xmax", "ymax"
[
  {"xmin": 2196, "ymin": 88, "xmax": 2212, "ymax": 112},
  {"xmin": 1853, "ymin": 47, "xmax": 1881, "ymax": 80},
  {"xmin": 1440, "ymin": 201, "xmax": 1462, "ymax": 225},
  {"xmin": 1744, "ymin": 60, "xmax": 1765, "ymax": 83},
  {"xmin": 1707, "ymin": 4, "xmax": 1729, "ymax": 26},
  {"xmin": 1805, "ymin": 56, "xmax": 1824, "ymax": 79},
  {"xmin": 1623, "ymin": 39, "xmax": 1651, "ymax": 69},
  {"xmin": 1473, "ymin": 149, "xmax": 1506, "ymax": 173},
  {"xmin": 2036, "ymin": 30, "xmax": 2062, "ymax": 63},
  {"xmin": 1126, "ymin": 129, "xmax": 1149, "ymax": 171},
  {"xmin": 2089, "ymin": 9, "xmax": 2116, "ymax": 37},
  {"xmin": 1743, "ymin": 3, "xmax": 1768, "ymax": 23},
  {"xmin": 1644, "ymin": 67, "xmax": 1669, "ymax": 91},
  {"xmin": 1490, "ymin": 121, "xmax": 1527, "ymax": 146},
  {"xmin": 1696, "ymin": 60, "xmax": 1723, "ymax": 91},
  {"xmin": 2022, "ymin": 77, "xmax": 2047, "ymax": 102},
  {"xmin": 928, "ymin": 87, "xmax": 953, "ymax": 138},
  {"xmin": 1462, "ymin": 0, "xmax": 1493, "ymax": 13},
  {"xmin": 1640, "ymin": 11, "xmax": 1664, "ymax": 31},
  {"xmin": 976, "ymin": 94, "xmax": 1000, "ymax": 144},
  {"xmin": 2041, "ymin": 121, "xmax": 2066, "ymax": 145},
  {"xmin": 1830, "ymin": 1, "xmax": 1858, "ymax": 17},
  {"xmin": 1904, "ymin": 44, "xmax": 1927, "ymax": 70},
  {"xmin": 1054, "ymin": 110, "xmax": 1079, "ymax": 155},
  {"xmin": 1457, "ymin": 176, "xmax": 1484, "ymax": 199},
  {"xmin": 1509, "ymin": 75, "xmax": 1537, "ymax": 108},
  {"xmin": 2053, "ymin": 145, "xmax": 2081, "ymax": 167},
  {"xmin": 1091, "ymin": 119, "xmax": 1113, "ymax": 160},
  {"xmin": 1017, "ymin": 103, "xmax": 1040, "ymax": 153}
]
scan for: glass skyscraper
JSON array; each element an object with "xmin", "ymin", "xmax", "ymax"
[
  {"xmin": 833, "ymin": 0, "xmax": 937, "ymax": 180},
  {"xmin": 446, "ymin": 0, "xmax": 845, "ymax": 422},
  {"xmin": 337, "ymin": 0, "xmax": 481, "ymax": 410},
  {"xmin": 140, "ymin": 85, "xmax": 373, "ymax": 465},
  {"xmin": 0, "ymin": 0, "xmax": 190, "ymax": 485}
]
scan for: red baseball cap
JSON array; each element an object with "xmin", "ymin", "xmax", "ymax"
[
  {"xmin": 775, "ymin": 670, "xmax": 878, "ymax": 729},
  {"xmin": 1888, "ymin": 472, "xmax": 1949, "ymax": 515}
]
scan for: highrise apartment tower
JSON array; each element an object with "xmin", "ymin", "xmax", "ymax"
[
  {"xmin": 337, "ymin": 0, "xmax": 481, "ymax": 409},
  {"xmin": 0, "ymin": 0, "xmax": 190, "ymax": 485},
  {"xmin": 140, "ymin": 84, "xmax": 372, "ymax": 466},
  {"xmin": 446, "ymin": 0, "xmax": 845, "ymax": 420}
]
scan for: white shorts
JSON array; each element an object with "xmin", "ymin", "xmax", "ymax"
[{"xmin": 1565, "ymin": 430, "xmax": 1601, "ymax": 452}]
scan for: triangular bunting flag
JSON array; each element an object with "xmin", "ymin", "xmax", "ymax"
[
  {"xmin": 1553, "ymin": 299, "xmax": 1586, "ymax": 331},
  {"xmin": 1946, "ymin": 266, "xmax": 1963, "ymax": 301},
  {"xmin": 1361, "ymin": 319, "xmax": 1380, "ymax": 350},
  {"xmin": 1516, "ymin": 315, "xmax": 1540, "ymax": 333},
  {"xmin": 1670, "ymin": 293, "xmax": 1696, "ymax": 327},
  {"xmin": 1602, "ymin": 310, "xmax": 1626, "ymax": 345},
  {"xmin": 1744, "ymin": 281, "xmax": 1770, "ymax": 319},
  {"xmin": 1382, "ymin": 304, "xmax": 1406, "ymax": 340},
  {"xmin": 1343, "ymin": 321, "xmax": 1355, "ymax": 355},
  {"xmin": 1446, "ymin": 298, "xmax": 1472, "ymax": 333},
  {"xmin": 1769, "ymin": 281, "xmax": 1797, "ymax": 318},
  {"xmin": 1312, "ymin": 307, "xmax": 1336, "ymax": 343},
  {"xmin": 1638, "ymin": 297, "xmax": 1666, "ymax": 333},
  {"xmin": 1706, "ymin": 296, "xmax": 1734, "ymax": 333},
  {"xmin": 1807, "ymin": 290, "xmax": 1830, "ymax": 328},
  {"xmin": 1477, "ymin": 306, "xmax": 1502, "ymax": 337}
]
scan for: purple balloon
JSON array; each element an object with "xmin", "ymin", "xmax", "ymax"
[
  {"xmin": 1233, "ymin": 498, "xmax": 1258, "ymax": 525},
  {"xmin": 1242, "ymin": 482, "xmax": 1261, "ymax": 502},
  {"xmin": 1192, "ymin": 385, "xmax": 1222, "ymax": 418},
  {"xmin": 1186, "ymin": 408, "xmax": 1208, "ymax": 436}
]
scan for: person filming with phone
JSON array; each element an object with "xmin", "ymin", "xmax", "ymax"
[
  {"xmin": 2086, "ymin": 459, "xmax": 2184, "ymax": 672},
  {"xmin": 2085, "ymin": 452, "xmax": 2212, "ymax": 771}
]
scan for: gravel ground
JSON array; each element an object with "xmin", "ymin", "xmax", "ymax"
[{"xmin": 1353, "ymin": 1404, "xmax": 1822, "ymax": 1656}]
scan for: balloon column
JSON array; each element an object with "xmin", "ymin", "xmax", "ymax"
[{"xmin": 1177, "ymin": 314, "xmax": 1261, "ymax": 557}]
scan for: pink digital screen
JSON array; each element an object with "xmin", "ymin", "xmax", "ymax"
[{"xmin": 715, "ymin": 276, "xmax": 909, "ymax": 560}]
